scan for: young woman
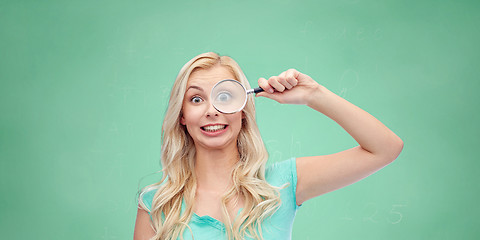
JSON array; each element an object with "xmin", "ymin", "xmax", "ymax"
[{"xmin": 133, "ymin": 52, "xmax": 403, "ymax": 240}]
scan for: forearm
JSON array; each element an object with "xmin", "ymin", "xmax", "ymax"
[{"xmin": 308, "ymin": 85, "xmax": 403, "ymax": 158}]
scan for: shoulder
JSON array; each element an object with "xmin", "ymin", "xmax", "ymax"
[
  {"xmin": 265, "ymin": 157, "xmax": 298, "ymax": 187},
  {"xmin": 139, "ymin": 175, "xmax": 167, "ymax": 213},
  {"xmin": 139, "ymin": 186, "xmax": 160, "ymax": 213},
  {"xmin": 265, "ymin": 157, "xmax": 301, "ymax": 210}
]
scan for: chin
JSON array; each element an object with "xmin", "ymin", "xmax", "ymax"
[{"xmin": 196, "ymin": 138, "xmax": 237, "ymax": 151}]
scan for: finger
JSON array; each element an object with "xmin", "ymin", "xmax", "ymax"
[
  {"xmin": 255, "ymin": 91, "xmax": 283, "ymax": 103},
  {"xmin": 258, "ymin": 77, "xmax": 274, "ymax": 93},
  {"xmin": 278, "ymin": 75, "xmax": 293, "ymax": 89},
  {"xmin": 285, "ymin": 69, "xmax": 299, "ymax": 87},
  {"xmin": 268, "ymin": 76, "xmax": 286, "ymax": 92},
  {"xmin": 278, "ymin": 71, "xmax": 293, "ymax": 89},
  {"xmin": 276, "ymin": 70, "xmax": 294, "ymax": 89}
]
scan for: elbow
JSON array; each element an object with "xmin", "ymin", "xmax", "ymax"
[
  {"xmin": 387, "ymin": 137, "xmax": 404, "ymax": 163},
  {"xmin": 395, "ymin": 135, "xmax": 404, "ymax": 155}
]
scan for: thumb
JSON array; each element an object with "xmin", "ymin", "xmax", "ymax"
[{"xmin": 255, "ymin": 91, "xmax": 283, "ymax": 103}]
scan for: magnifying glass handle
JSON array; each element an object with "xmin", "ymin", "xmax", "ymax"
[
  {"xmin": 253, "ymin": 87, "xmax": 264, "ymax": 93},
  {"xmin": 247, "ymin": 87, "xmax": 264, "ymax": 94}
]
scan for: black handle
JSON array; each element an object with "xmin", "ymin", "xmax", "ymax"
[{"xmin": 253, "ymin": 87, "xmax": 264, "ymax": 93}]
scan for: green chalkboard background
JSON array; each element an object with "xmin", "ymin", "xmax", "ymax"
[{"xmin": 1, "ymin": 0, "xmax": 479, "ymax": 239}]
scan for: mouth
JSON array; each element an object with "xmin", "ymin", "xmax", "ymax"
[{"xmin": 201, "ymin": 124, "xmax": 228, "ymax": 132}]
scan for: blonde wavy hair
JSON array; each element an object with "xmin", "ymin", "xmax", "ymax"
[{"xmin": 139, "ymin": 52, "xmax": 282, "ymax": 240}]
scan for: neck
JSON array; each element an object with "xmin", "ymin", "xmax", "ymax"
[{"xmin": 194, "ymin": 145, "xmax": 240, "ymax": 192}]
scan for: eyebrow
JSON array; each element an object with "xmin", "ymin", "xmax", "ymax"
[{"xmin": 186, "ymin": 85, "xmax": 204, "ymax": 92}]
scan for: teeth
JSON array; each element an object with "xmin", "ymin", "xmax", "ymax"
[{"xmin": 203, "ymin": 125, "xmax": 226, "ymax": 132}]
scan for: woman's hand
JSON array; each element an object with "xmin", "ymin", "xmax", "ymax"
[
  {"xmin": 258, "ymin": 71, "xmax": 403, "ymax": 206},
  {"xmin": 256, "ymin": 69, "xmax": 322, "ymax": 105}
]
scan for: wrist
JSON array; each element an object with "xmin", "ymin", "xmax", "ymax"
[{"xmin": 306, "ymin": 84, "xmax": 330, "ymax": 108}]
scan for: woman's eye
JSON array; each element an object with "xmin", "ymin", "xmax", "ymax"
[
  {"xmin": 216, "ymin": 91, "xmax": 233, "ymax": 103},
  {"xmin": 191, "ymin": 96, "xmax": 203, "ymax": 103}
]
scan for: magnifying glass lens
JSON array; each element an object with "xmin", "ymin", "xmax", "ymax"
[
  {"xmin": 216, "ymin": 91, "xmax": 233, "ymax": 103},
  {"xmin": 212, "ymin": 80, "xmax": 247, "ymax": 114}
]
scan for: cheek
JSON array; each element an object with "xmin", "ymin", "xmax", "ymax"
[
  {"xmin": 229, "ymin": 113, "xmax": 244, "ymax": 128},
  {"xmin": 182, "ymin": 106, "xmax": 201, "ymax": 124}
]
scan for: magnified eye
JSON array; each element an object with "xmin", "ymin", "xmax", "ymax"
[{"xmin": 216, "ymin": 91, "xmax": 233, "ymax": 103}]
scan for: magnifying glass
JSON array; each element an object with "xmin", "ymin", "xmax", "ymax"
[{"xmin": 211, "ymin": 79, "xmax": 264, "ymax": 114}]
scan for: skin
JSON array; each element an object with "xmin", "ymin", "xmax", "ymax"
[{"xmin": 134, "ymin": 66, "xmax": 404, "ymax": 240}]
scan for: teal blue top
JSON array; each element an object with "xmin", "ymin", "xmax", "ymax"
[{"xmin": 141, "ymin": 157, "xmax": 301, "ymax": 239}]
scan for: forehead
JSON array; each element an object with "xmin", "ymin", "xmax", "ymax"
[{"xmin": 187, "ymin": 65, "xmax": 237, "ymax": 87}]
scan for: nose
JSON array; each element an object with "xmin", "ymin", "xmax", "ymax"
[{"xmin": 205, "ymin": 100, "xmax": 220, "ymax": 117}]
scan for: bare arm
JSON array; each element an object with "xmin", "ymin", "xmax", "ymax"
[
  {"xmin": 133, "ymin": 205, "xmax": 155, "ymax": 240},
  {"xmin": 257, "ymin": 69, "xmax": 403, "ymax": 205}
]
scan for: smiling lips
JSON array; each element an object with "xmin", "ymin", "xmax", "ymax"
[
  {"xmin": 201, "ymin": 124, "xmax": 227, "ymax": 132},
  {"xmin": 200, "ymin": 124, "xmax": 228, "ymax": 137}
]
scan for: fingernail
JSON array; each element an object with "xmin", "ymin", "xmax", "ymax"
[{"xmin": 269, "ymin": 89, "xmax": 274, "ymax": 93}]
